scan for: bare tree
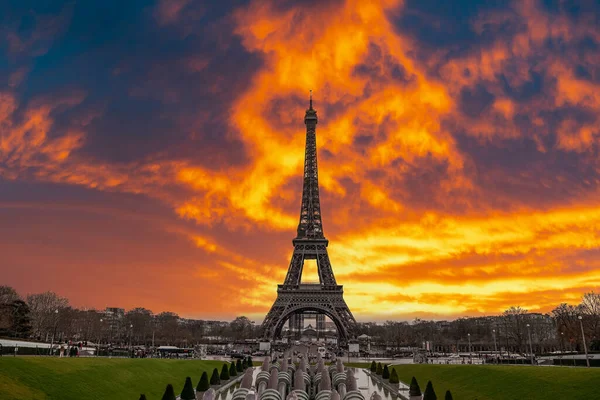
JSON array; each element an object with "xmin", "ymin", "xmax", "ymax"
[
  {"xmin": 125, "ymin": 308, "xmax": 154, "ymax": 345},
  {"xmin": 230, "ymin": 316, "xmax": 253, "ymax": 341},
  {"xmin": 156, "ymin": 312, "xmax": 179, "ymax": 345},
  {"xmin": 502, "ymin": 306, "xmax": 528, "ymax": 353},
  {"xmin": 551, "ymin": 303, "xmax": 581, "ymax": 351},
  {"xmin": 580, "ymin": 291, "xmax": 600, "ymax": 344},
  {"xmin": 384, "ymin": 321, "xmax": 412, "ymax": 349},
  {"xmin": 26, "ymin": 291, "xmax": 69, "ymax": 340}
]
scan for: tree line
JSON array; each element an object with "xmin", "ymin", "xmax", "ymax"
[
  {"xmin": 1, "ymin": 285, "xmax": 598, "ymax": 353},
  {"xmin": 352, "ymin": 292, "xmax": 600, "ymax": 354},
  {"xmin": 0, "ymin": 286, "xmax": 258, "ymax": 347}
]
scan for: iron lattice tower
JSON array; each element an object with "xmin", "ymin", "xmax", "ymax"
[{"xmin": 261, "ymin": 92, "xmax": 357, "ymax": 345}]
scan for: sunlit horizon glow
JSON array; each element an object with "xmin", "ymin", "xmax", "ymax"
[{"xmin": 2, "ymin": 0, "xmax": 600, "ymax": 323}]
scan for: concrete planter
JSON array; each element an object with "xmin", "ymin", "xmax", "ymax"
[{"xmin": 364, "ymin": 369, "xmax": 410, "ymax": 400}]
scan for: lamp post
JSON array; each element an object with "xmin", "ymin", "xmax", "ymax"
[
  {"xmin": 526, "ymin": 324, "xmax": 534, "ymax": 365},
  {"xmin": 492, "ymin": 329, "xmax": 498, "ymax": 361},
  {"xmin": 578, "ymin": 316, "xmax": 590, "ymax": 368},
  {"xmin": 468, "ymin": 333, "xmax": 472, "ymax": 363},
  {"xmin": 129, "ymin": 324, "xmax": 133, "ymax": 350},
  {"xmin": 97, "ymin": 318, "xmax": 103, "ymax": 357},
  {"xmin": 49, "ymin": 309, "xmax": 59, "ymax": 356},
  {"xmin": 559, "ymin": 332, "xmax": 565, "ymax": 366}
]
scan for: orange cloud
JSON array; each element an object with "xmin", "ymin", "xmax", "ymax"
[{"xmin": 3, "ymin": 0, "xmax": 600, "ymax": 322}]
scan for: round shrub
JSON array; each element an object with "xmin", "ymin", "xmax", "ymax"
[
  {"xmin": 220, "ymin": 363, "xmax": 230, "ymax": 380},
  {"xmin": 210, "ymin": 368, "xmax": 221, "ymax": 385},
  {"xmin": 197, "ymin": 371, "xmax": 210, "ymax": 391},
  {"xmin": 161, "ymin": 384, "xmax": 176, "ymax": 400}
]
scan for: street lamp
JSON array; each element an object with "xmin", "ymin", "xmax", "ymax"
[
  {"xmin": 526, "ymin": 324, "xmax": 534, "ymax": 365},
  {"xmin": 578, "ymin": 316, "xmax": 590, "ymax": 368},
  {"xmin": 468, "ymin": 333, "xmax": 472, "ymax": 363},
  {"xmin": 49, "ymin": 309, "xmax": 59, "ymax": 356},
  {"xmin": 560, "ymin": 332, "xmax": 564, "ymax": 366},
  {"xmin": 97, "ymin": 319, "xmax": 103, "ymax": 357},
  {"xmin": 129, "ymin": 324, "xmax": 133, "ymax": 350}
]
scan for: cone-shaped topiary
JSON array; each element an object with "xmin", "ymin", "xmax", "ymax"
[
  {"xmin": 229, "ymin": 362, "xmax": 237, "ymax": 377},
  {"xmin": 242, "ymin": 359, "xmax": 247, "ymax": 370},
  {"xmin": 161, "ymin": 384, "xmax": 176, "ymax": 400},
  {"xmin": 389, "ymin": 368, "xmax": 399, "ymax": 384},
  {"xmin": 181, "ymin": 376, "xmax": 196, "ymax": 400},
  {"xmin": 236, "ymin": 359, "xmax": 243, "ymax": 372},
  {"xmin": 220, "ymin": 363, "xmax": 230, "ymax": 380},
  {"xmin": 247, "ymin": 356, "xmax": 253, "ymax": 367},
  {"xmin": 210, "ymin": 368, "xmax": 221, "ymax": 385},
  {"xmin": 382, "ymin": 365, "xmax": 390, "ymax": 379},
  {"xmin": 423, "ymin": 380, "xmax": 437, "ymax": 400},
  {"xmin": 139, "ymin": 395, "xmax": 147, "ymax": 400},
  {"xmin": 376, "ymin": 362, "xmax": 383, "ymax": 375},
  {"xmin": 409, "ymin": 377, "xmax": 421, "ymax": 397},
  {"xmin": 370, "ymin": 361, "xmax": 377, "ymax": 372},
  {"xmin": 444, "ymin": 390, "xmax": 453, "ymax": 400},
  {"xmin": 197, "ymin": 371, "xmax": 210, "ymax": 391}
]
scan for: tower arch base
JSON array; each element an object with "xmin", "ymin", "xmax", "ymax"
[{"xmin": 261, "ymin": 284, "xmax": 356, "ymax": 346}]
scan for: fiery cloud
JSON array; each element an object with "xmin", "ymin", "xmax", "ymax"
[{"xmin": 1, "ymin": 0, "xmax": 600, "ymax": 321}]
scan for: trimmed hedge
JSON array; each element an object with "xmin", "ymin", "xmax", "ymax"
[
  {"xmin": 229, "ymin": 362, "xmax": 237, "ymax": 377},
  {"xmin": 423, "ymin": 380, "xmax": 437, "ymax": 400},
  {"xmin": 552, "ymin": 358, "xmax": 600, "ymax": 367},
  {"xmin": 220, "ymin": 364, "xmax": 230, "ymax": 380},
  {"xmin": 370, "ymin": 361, "xmax": 377, "ymax": 372},
  {"xmin": 389, "ymin": 368, "xmax": 399, "ymax": 384},
  {"xmin": 247, "ymin": 356, "xmax": 253, "ymax": 367},
  {"xmin": 197, "ymin": 371, "xmax": 209, "ymax": 391},
  {"xmin": 382, "ymin": 365, "xmax": 390, "ymax": 379},
  {"xmin": 181, "ymin": 377, "xmax": 196, "ymax": 400},
  {"xmin": 409, "ymin": 376, "xmax": 422, "ymax": 397},
  {"xmin": 161, "ymin": 384, "xmax": 176, "ymax": 400},
  {"xmin": 376, "ymin": 362, "xmax": 383, "ymax": 375},
  {"xmin": 236, "ymin": 359, "xmax": 243, "ymax": 372},
  {"xmin": 139, "ymin": 395, "xmax": 147, "ymax": 400},
  {"xmin": 210, "ymin": 368, "xmax": 221, "ymax": 385},
  {"xmin": 444, "ymin": 390, "xmax": 453, "ymax": 400}
]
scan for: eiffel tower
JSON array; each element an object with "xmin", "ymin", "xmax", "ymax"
[{"xmin": 261, "ymin": 92, "xmax": 356, "ymax": 345}]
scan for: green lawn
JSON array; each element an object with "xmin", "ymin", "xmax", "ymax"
[
  {"xmin": 389, "ymin": 364, "xmax": 600, "ymax": 400},
  {"xmin": 3, "ymin": 358, "xmax": 599, "ymax": 400},
  {"xmin": 0, "ymin": 357, "xmax": 227, "ymax": 400}
]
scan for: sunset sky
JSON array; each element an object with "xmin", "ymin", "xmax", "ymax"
[{"xmin": 2, "ymin": 0, "xmax": 600, "ymax": 322}]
